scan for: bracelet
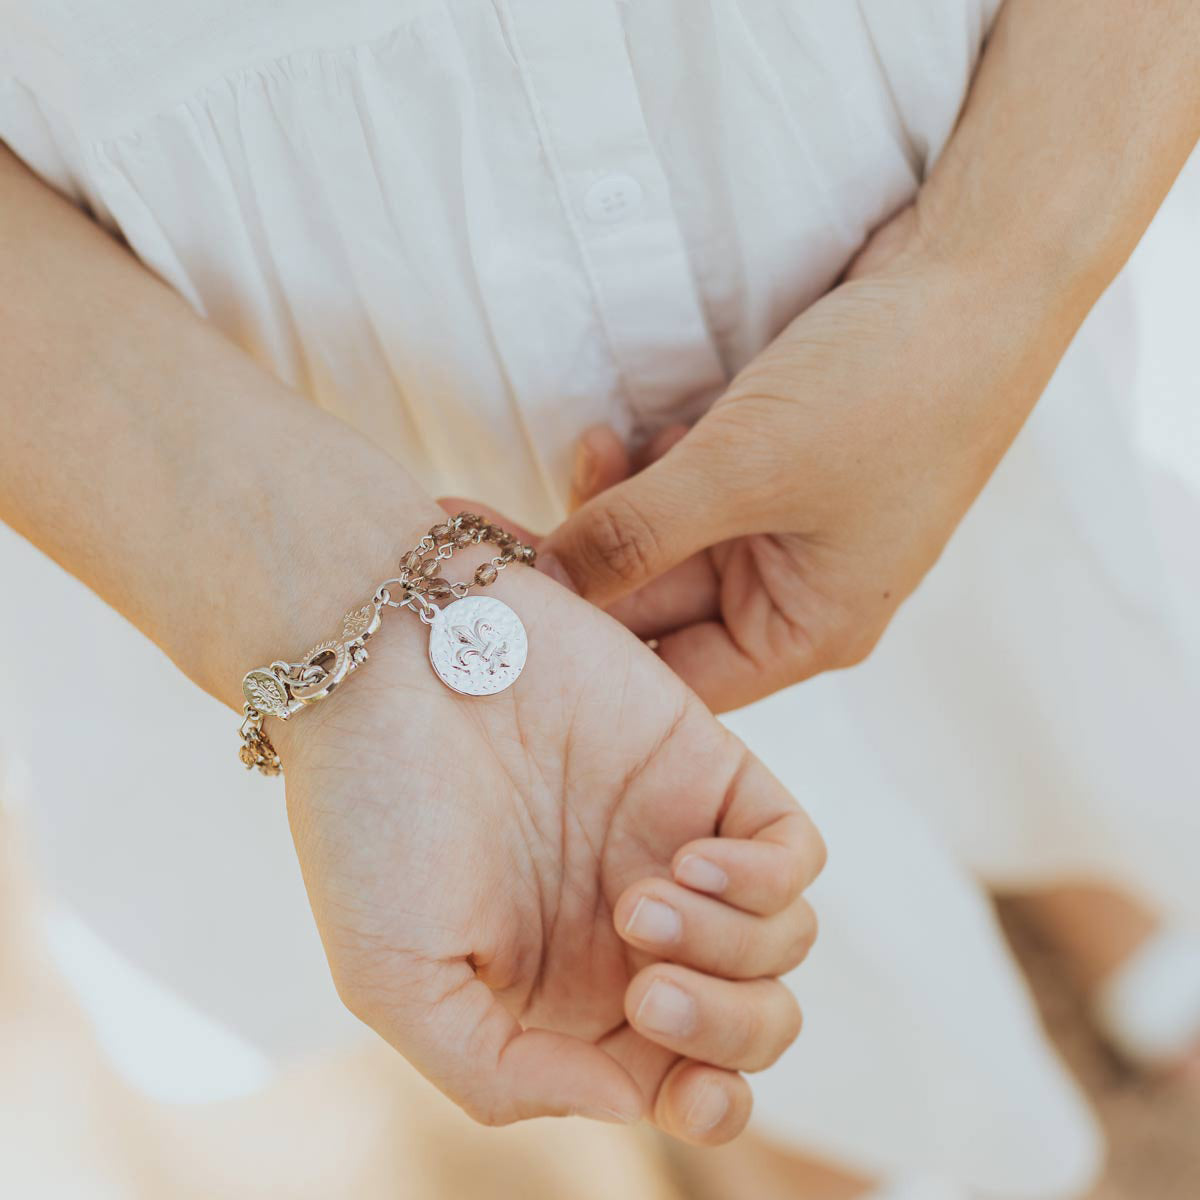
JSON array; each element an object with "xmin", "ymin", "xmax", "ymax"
[{"xmin": 238, "ymin": 512, "xmax": 536, "ymax": 775}]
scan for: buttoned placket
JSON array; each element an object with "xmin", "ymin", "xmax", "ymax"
[{"xmin": 494, "ymin": 0, "xmax": 727, "ymax": 440}]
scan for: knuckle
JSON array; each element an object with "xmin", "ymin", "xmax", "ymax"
[
  {"xmin": 776, "ymin": 992, "xmax": 804, "ymax": 1053},
  {"xmin": 740, "ymin": 988, "xmax": 803, "ymax": 1072},
  {"xmin": 783, "ymin": 587, "xmax": 896, "ymax": 682},
  {"xmin": 778, "ymin": 920, "xmax": 807, "ymax": 972},
  {"xmin": 726, "ymin": 917, "xmax": 758, "ymax": 976},
  {"xmin": 808, "ymin": 829, "xmax": 829, "ymax": 881},
  {"xmin": 801, "ymin": 603, "xmax": 886, "ymax": 675},
  {"xmin": 829, "ymin": 610, "xmax": 887, "ymax": 670},
  {"xmin": 726, "ymin": 999, "xmax": 765, "ymax": 1064},
  {"xmin": 775, "ymin": 812, "xmax": 827, "ymax": 897},
  {"xmin": 776, "ymin": 844, "xmax": 809, "ymax": 902},
  {"xmin": 589, "ymin": 497, "xmax": 662, "ymax": 587},
  {"xmin": 763, "ymin": 619, "xmax": 820, "ymax": 687},
  {"xmin": 461, "ymin": 1097, "xmax": 513, "ymax": 1129},
  {"xmin": 791, "ymin": 901, "xmax": 819, "ymax": 963},
  {"xmin": 839, "ymin": 631, "xmax": 881, "ymax": 668},
  {"xmin": 780, "ymin": 858, "xmax": 807, "ymax": 903},
  {"xmin": 754, "ymin": 992, "xmax": 803, "ymax": 1071},
  {"xmin": 810, "ymin": 632, "xmax": 859, "ymax": 673},
  {"xmin": 790, "ymin": 626, "xmax": 841, "ymax": 678}
]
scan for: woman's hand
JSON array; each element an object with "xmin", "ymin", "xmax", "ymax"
[
  {"xmin": 540, "ymin": 0, "xmax": 1200, "ymax": 713},
  {"xmin": 541, "ymin": 208, "xmax": 1046, "ymax": 710},
  {"xmin": 272, "ymin": 555, "xmax": 823, "ymax": 1143}
]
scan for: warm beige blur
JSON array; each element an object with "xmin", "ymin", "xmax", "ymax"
[
  {"xmin": 0, "ymin": 802, "xmax": 681, "ymax": 1200},
  {"xmin": 6, "ymin": 792, "xmax": 1200, "ymax": 1200}
]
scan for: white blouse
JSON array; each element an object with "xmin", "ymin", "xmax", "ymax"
[
  {"xmin": 27, "ymin": 3, "xmax": 1200, "ymax": 1196},
  {"xmin": 1, "ymin": 0, "xmax": 999, "ymax": 527}
]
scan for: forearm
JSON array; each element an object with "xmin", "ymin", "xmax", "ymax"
[
  {"xmin": 0, "ymin": 144, "xmax": 444, "ymax": 710},
  {"xmin": 790, "ymin": 0, "xmax": 1200, "ymax": 495},
  {"xmin": 920, "ymin": 0, "xmax": 1200, "ymax": 320}
]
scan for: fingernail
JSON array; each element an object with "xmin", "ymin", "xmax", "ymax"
[
  {"xmin": 624, "ymin": 897, "xmax": 682, "ymax": 945},
  {"xmin": 575, "ymin": 1104, "xmax": 639, "ymax": 1125},
  {"xmin": 685, "ymin": 1080, "xmax": 729, "ymax": 1135},
  {"xmin": 571, "ymin": 443, "xmax": 597, "ymax": 499},
  {"xmin": 634, "ymin": 980, "xmax": 697, "ymax": 1037},
  {"xmin": 674, "ymin": 855, "xmax": 728, "ymax": 896},
  {"xmin": 537, "ymin": 551, "xmax": 579, "ymax": 594}
]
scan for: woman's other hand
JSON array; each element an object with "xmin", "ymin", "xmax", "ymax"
[
  {"xmin": 540, "ymin": 205, "xmax": 1034, "ymax": 710},
  {"xmin": 272, "ymin": 553, "xmax": 823, "ymax": 1144},
  {"xmin": 539, "ymin": 0, "xmax": 1200, "ymax": 712}
]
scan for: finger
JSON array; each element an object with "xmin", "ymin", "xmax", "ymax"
[
  {"xmin": 656, "ymin": 619, "xmax": 799, "ymax": 712},
  {"xmin": 604, "ymin": 553, "xmax": 719, "ymax": 639},
  {"xmin": 570, "ymin": 425, "xmax": 631, "ymax": 509},
  {"xmin": 711, "ymin": 750, "xmax": 827, "ymax": 926},
  {"xmin": 355, "ymin": 958, "xmax": 643, "ymax": 1127},
  {"xmin": 654, "ymin": 1060, "xmax": 752, "ymax": 1145},
  {"xmin": 614, "ymin": 878, "xmax": 817, "ymax": 979},
  {"xmin": 436, "ymin": 498, "xmax": 540, "ymax": 546},
  {"xmin": 570, "ymin": 423, "xmax": 691, "ymax": 511},
  {"xmin": 566, "ymin": 421, "xmax": 695, "ymax": 629},
  {"xmin": 640, "ymin": 532, "xmax": 829, "ymax": 708},
  {"xmin": 539, "ymin": 427, "xmax": 743, "ymax": 606},
  {"xmin": 671, "ymin": 809, "xmax": 827, "ymax": 916},
  {"xmin": 597, "ymin": 1024, "xmax": 750, "ymax": 1146},
  {"xmin": 633, "ymin": 422, "xmax": 690, "ymax": 472},
  {"xmin": 625, "ymin": 964, "xmax": 802, "ymax": 1073}
]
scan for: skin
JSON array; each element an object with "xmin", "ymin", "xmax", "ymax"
[
  {"xmin": 275, "ymin": 569, "xmax": 823, "ymax": 1134},
  {"xmin": 540, "ymin": 0, "xmax": 1200, "ymax": 713},
  {"xmin": 4, "ymin": 0, "xmax": 1197, "ymax": 1171},
  {"xmin": 0, "ymin": 143, "xmax": 824, "ymax": 1141}
]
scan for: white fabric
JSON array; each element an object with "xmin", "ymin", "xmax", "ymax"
[
  {"xmin": 3, "ymin": 2, "xmax": 1198, "ymax": 1196},
  {"xmin": 0, "ymin": 0, "xmax": 997, "ymax": 524},
  {"xmin": 866, "ymin": 1180, "xmax": 969, "ymax": 1200},
  {"xmin": 1093, "ymin": 926, "xmax": 1200, "ymax": 1068}
]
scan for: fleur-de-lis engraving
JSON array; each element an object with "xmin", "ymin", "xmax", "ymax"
[
  {"xmin": 244, "ymin": 671, "xmax": 288, "ymax": 716},
  {"xmin": 342, "ymin": 605, "xmax": 373, "ymax": 638},
  {"xmin": 451, "ymin": 619, "xmax": 509, "ymax": 675}
]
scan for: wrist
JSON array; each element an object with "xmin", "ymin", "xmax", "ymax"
[
  {"xmin": 914, "ymin": 183, "xmax": 1112, "ymax": 338},
  {"xmin": 164, "ymin": 411, "xmax": 447, "ymax": 712},
  {"xmin": 851, "ymin": 197, "xmax": 1094, "ymax": 422},
  {"xmin": 907, "ymin": 0, "xmax": 1200, "ymax": 339},
  {"xmin": 238, "ymin": 510, "xmax": 540, "ymax": 771},
  {"xmin": 853, "ymin": 185, "xmax": 1096, "ymax": 359}
]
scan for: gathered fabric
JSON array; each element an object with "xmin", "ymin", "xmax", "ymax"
[{"xmin": 4, "ymin": 2, "xmax": 1199, "ymax": 1195}]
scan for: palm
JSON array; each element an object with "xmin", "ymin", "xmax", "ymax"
[{"xmin": 276, "ymin": 565, "xmax": 794, "ymax": 1126}]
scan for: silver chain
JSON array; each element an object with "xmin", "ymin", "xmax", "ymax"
[{"xmin": 237, "ymin": 512, "xmax": 535, "ymax": 775}]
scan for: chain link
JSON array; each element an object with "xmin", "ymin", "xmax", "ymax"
[{"xmin": 237, "ymin": 512, "xmax": 536, "ymax": 775}]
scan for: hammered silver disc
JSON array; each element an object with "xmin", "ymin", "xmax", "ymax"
[{"xmin": 428, "ymin": 595, "xmax": 528, "ymax": 696}]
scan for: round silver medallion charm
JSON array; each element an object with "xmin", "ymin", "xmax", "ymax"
[{"xmin": 428, "ymin": 595, "xmax": 528, "ymax": 696}]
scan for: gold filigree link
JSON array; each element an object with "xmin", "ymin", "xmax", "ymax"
[
  {"xmin": 237, "ymin": 512, "xmax": 536, "ymax": 776},
  {"xmin": 238, "ymin": 708, "xmax": 282, "ymax": 775}
]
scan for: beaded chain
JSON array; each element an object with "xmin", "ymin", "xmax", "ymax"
[{"xmin": 238, "ymin": 512, "xmax": 536, "ymax": 775}]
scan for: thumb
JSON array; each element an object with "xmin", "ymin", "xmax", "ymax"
[
  {"xmin": 373, "ymin": 959, "xmax": 644, "ymax": 1127},
  {"xmin": 540, "ymin": 430, "xmax": 737, "ymax": 606}
]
